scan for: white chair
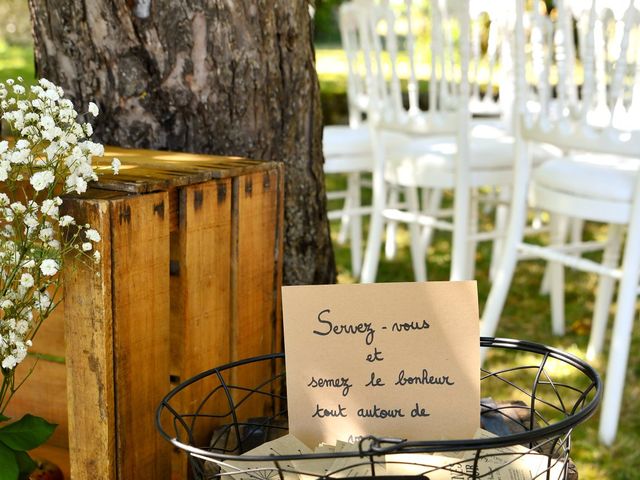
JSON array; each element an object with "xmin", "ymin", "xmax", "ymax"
[
  {"xmin": 480, "ymin": 0, "xmax": 640, "ymax": 445},
  {"xmin": 324, "ymin": 1, "xmax": 407, "ymax": 279},
  {"xmin": 322, "ymin": 1, "xmax": 373, "ymax": 279},
  {"xmin": 356, "ymin": 0, "xmax": 537, "ymax": 283}
]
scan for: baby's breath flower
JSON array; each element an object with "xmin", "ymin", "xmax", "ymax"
[
  {"xmin": 0, "ymin": 77, "xmax": 105, "ymax": 387},
  {"xmin": 112, "ymin": 157, "xmax": 121, "ymax": 175},
  {"xmin": 22, "ymin": 259, "xmax": 35, "ymax": 269},
  {"xmin": 10, "ymin": 202, "xmax": 25, "ymax": 214},
  {"xmin": 2, "ymin": 355, "xmax": 17, "ymax": 370},
  {"xmin": 41, "ymin": 199, "xmax": 60, "ymax": 218},
  {"xmin": 85, "ymin": 229, "xmax": 101, "ymax": 242},
  {"xmin": 30, "ymin": 170, "xmax": 55, "ymax": 191},
  {"xmin": 39, "ymin": 259, "xmax": 59, "ymax": 276},
  {"xmin": 59, "ymin": 215, "xmax": 75, "ymax": 227},
  {"xmin": 15, "ymin": 139, "xmax": 29, "ymax": 150},
  {"xmin": 19, "ymin": 274, "xmax": 34, "ymax": 289},
  {"xmin": 38, "ymin": 228, "xmax": 53, "ymax": 241},
  {"xmin": 24, "ymin": 215, "xmax": 39, "ymax": 231},
  {"xmin": 88, "ymin": 102, "xmax": 99, "ymax": 117}
]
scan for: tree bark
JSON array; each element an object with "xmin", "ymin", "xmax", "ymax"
[{"xmin": 28, "ymin": 0, "xmax": 336, "ymax": 285}]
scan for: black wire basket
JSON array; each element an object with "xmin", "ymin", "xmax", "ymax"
[{"xmin": 156, "ymin": 337, "xmax": 601, "ymax": 480}]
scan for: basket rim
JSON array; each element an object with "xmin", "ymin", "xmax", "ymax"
[{"xmin": 156, "ymin": 337, "xmax": 602, "ymax": 462}]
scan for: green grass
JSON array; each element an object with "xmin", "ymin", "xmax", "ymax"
[{"xmin": 0, "ymin": 40, "xmax": 35, "ymax": 85}]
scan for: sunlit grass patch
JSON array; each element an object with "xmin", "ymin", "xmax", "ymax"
[{"xmin": 0, "ymin": 40, "xmax": 35, "ymax": 85}]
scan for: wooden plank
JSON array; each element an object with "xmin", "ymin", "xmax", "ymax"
[
  {"xmin": 273, "ymin": 164, "xmax": 285, "ymax": 355},
  {"xmin": 5, "ymin": 357, "xmax": 68, "ymax": 449},
  {"xmin": 29, "ymin": 303, "xmax": 65, "ymax": 359},
  {"xmin": 63, "ymin": 197, "xmax": 116, "ymax": 479},
  {"xmin": 172, "ymin": 179, "xmax": 232, "ymax": 384},
  {"xmin": 232, "ymin": 166, "xmax": 284, "ymax": 419},
  {"xmin": 110, "ymin": 192, "xmax": 171, "ymax": 480},
  {"xmin": 93, "ymin": 147, "xmax": 278, "ymax": 193},
  {"xmin": 170, "ymin": 179, "xmax": 233, "ymax": 479}
]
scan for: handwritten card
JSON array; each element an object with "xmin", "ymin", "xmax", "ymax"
[{"xmin": 282, "ymin": 281, "xmax": 480, "ymax": 447}]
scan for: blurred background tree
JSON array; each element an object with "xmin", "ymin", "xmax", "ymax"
[{"xmin": 314, "ymin": 0, "xmax": 344, "ymax": 45}]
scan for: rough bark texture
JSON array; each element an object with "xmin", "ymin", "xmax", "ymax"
[{"xmin": 28, "ymin": 0, "xmax": 336, "ymax": 285}]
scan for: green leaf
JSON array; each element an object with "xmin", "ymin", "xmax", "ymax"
[
  {"xmin": 0, "ymin": 442, "xmax": 19, "ymax": 480},
  {"xmin": 0, "ymin": 415, "xmax": 10, "ymax": 422},
  {"xmin": 0, "ymin": 415, "xmax": 56, "ymax": 451},
  {"xmin": 15, "ymin": 451, "xmax": 36, "ymax": 476}
]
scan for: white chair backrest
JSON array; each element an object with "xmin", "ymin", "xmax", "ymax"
[
  {"xmin": 468, "ymin": 0, "xmax": 514, "ymax": 117},
  {"xmin": 339, "ymin": 1, "xmax": 372, "ymax": 128},
  {"xmin": 516, "ymin": 0, "xmax": 640, "ymax": 158},
  {"xmin": 355, "ymin": 0, "xmax": 471, "ymax": 137}
]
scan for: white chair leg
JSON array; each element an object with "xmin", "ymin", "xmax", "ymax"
[
  {"xmin": 540, "ymin": 216, "xmax": 584, "ymax": 294},
  {"xmin": 407, "ymin": 186, "xmax": 427, "ymax": 281},
  {"xmin": 361, "ymin": 143, "xmax": 387, "ymax": 283},
  {"xmin": 586, "ymin": 223, "xmax": 623, "ymax": 361},
  {"xmin": 599, "ymin": 216, "xmax": 640, "ymax": 445},
  {"xmin": 419, "ymin": 188, "xmax": 443, "ymax": 257},
  {"xmin": 539, "ymin": 264, "xmax": 551, "ymax": 295},
  {"xmin": 466, "ymin": 189, "xmax": 479, "ymax": 280},
  {"xmin": 384, "ymin": 186, "xmax": 400, "ymax": 260},
  {"xmin": 489, "ymin": 187, "xmax": 510, "ymax": 281},
  {"xmin": 337, "ymin": 176, "xmax": 352, "ymax": 245},
  {"xmin": 481, "ymin": 140, "xmax": 532, "ymax": 343},
  {"xmin": 549, "ymin": 214, "xmax": 569, "ymax": 336},
  {"xmin": 348, "ymin": 172, "xmax": 363, "ymax": 278},
  {"xmin": 570, "ymin": 218, "xmax": 584, "ymax": 248},
  {"xmin": 450, "ymin": 177, "xmax": 471, "ymax": 281}
]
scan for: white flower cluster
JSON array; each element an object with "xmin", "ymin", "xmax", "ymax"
[
  {"xmin": 0, "ymin": 78, "xmax": 104, "ymax": 195},
  {"xmin": 0, "ymin": 78, "xmax": 112, "ymax": 373}
]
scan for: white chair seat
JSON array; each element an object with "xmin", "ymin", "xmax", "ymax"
[
  {"xmin": 386, "ymin": 122, "xmax": 560, "ymax": 186},
  {"xmin": 323, "ymin": 125, "xmax": 372, "ymax": 157},
  {"xmin": 531, "ymin": 154, "xmax": 640, "ymax": 224},
  {"xmin": 323, "ymin": 125, "xmax": 408, "ymax": 174},
  {"xmin": 385, "ymin": 123, "xmax": 559, "ymax": 187},
  {"xmin": 533, "ymin": 154, "xmax": 640, "ymax": 203},
  {"xmin": 324, "ymin": 153, "xmax": 372, "ymax": 174}
]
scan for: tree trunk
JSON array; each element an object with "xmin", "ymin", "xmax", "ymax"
[{"xmin": 28, "ymin": 0, "xmax": 336, "ymax": 285}]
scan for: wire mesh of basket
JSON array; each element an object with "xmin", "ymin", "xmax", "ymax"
[{"xmin": 156, "ymin": 338, "xmax": 601, "ymax": 480}]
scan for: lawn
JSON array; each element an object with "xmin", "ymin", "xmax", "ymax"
[
  {"xmin": 0, "ymin": 40, "xmax": 35, "ymax": 85},
  {"xmin": 2, "ymin": 41, "xmax": 639, "ymax": 480}
]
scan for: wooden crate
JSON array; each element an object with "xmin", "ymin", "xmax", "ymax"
[{"xmin": 6, "ymin": 147, "xmax": 284, "ymax": 479}]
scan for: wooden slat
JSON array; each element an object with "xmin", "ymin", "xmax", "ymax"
[
  {"xmin": 63, "ymin": 197, "xmax": 116, "ymax": 479},
  {"xmin": 273, "ymin": 165, "xmax": 285, "ymax": 356},
  {"xmin": 172, "ymin": 179, "xmax": 232, "ymax": 385},
  {"xmin": 109, "ymin": 192, "xmax": 171, "ymax": 480},
  {"xmin": 93, "ymin": 146, "xmax": 278, "ymax": 193},
  {"xmin": 170, "ymin": 179, "xmax": 234, "ymax": 479},
  {"xmin": 232, "ymin": 167, "xmax": 284, "ymax": 419},
  {"xmin": 29, "ymin": 304, "xmax": 65, "ymax": 359},
  {"xmin": 5, "ymin": 357, "xmax": 68, "ymax": 448}
]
